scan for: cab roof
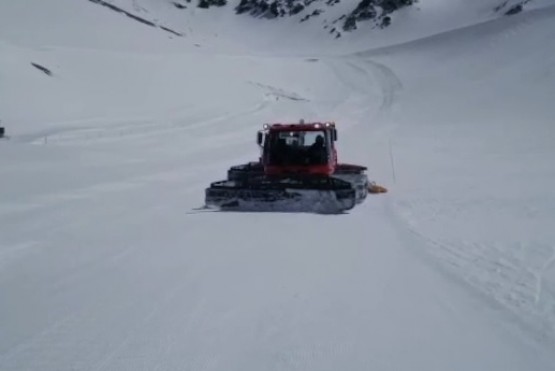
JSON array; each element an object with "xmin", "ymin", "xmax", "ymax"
[{"xmin": 263, "ymin": 121, "xmax": 336, "ymax": 132}]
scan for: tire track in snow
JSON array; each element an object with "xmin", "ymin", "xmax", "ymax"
[
  {"xmin": 343, "ymin": 38, "xmax": 555, "ymax": 346},
  {"xmin": 89, "ymin": 278, "xmax": 194, "ymax": 371},
  {"xmin": 322, "ymin": 55, "xmax": 402, "ymax": 134},
  {"xmin": 0, "ymin": 94, "xmax": 274, "ymax": 223},
  {"xmin": 340, "ymin": 58, "xmax": 402, "ymax": 116},
  {"xmin": 535, "ymin": 249, "xmax": 555, "ymax": 305},
  {"xmin": 388, "ymin": 197, "xmax": 555, "ymax": 343},
  {"xmin": 322, "ymin": 55, "xmax": 403, "ymax": 185},
  {"xmin": 0, "ymin": 259, "xmax": 200, "ymax": 371},
  {"xmin": 319, "ymin": 58, "xmax": 379, "ymax": 130},
  {"xmin": 362, "ymin": 59, "xmax": 402, "ymax": 114},
  {"xmin": 383, "ymin": 197, "xmax": 555, "ymax": 345},
  {"xmin": 0, "ymin": 171, "xmax": 218, "ymax": 370},
  {"xmin": 343, "ymin": 8, "xmax": 555, "ymax": 346},
  {"xmin": 326, "ymin": 56, "xmax": 506, "ymax": 342},
  {"xmin": 0, "ymin": 82, "xmax": 282, "ymax": 368},
  {"xmin": 20, "ymin": 100, "xmax": 269, "ymax": 146}
]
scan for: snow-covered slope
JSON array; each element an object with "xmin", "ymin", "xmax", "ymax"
[
  {"xmin": 1, "ymin": 1, "xmax": 555, "ymax": 370},
  {"xmin": 358, "ymin": 3, "xmax": 555, "ymax": 339}
]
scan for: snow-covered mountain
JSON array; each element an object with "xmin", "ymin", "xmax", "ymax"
[
  {"xmin": 92, "ymin": 0, "xmax": 417, "ymax": 38},
  {"xmin": 1, "ymin": 1, "xmax": 555, "ymax": 370}
]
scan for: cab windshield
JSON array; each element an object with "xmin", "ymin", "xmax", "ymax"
[{"xmin": 267, "ymin": 130, "xmax": 328, "ymax": 166}]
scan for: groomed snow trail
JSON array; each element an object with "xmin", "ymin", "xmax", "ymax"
[
  {"xmin": 1, "ymin": 184, "xmax": 553, "ymax": 371},
  {"xmin": 1, "ymin": 56, "xmax": 553, "ymax": 371},
  {"xmin": 2, "ymin": 1, "xmax": 555, "ymax": 370},
  {"xmin": 362, "ymin": 4, "xmax": 555, "ymax": 341}
]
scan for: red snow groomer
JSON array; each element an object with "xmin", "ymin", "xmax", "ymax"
[{"xmin": 204, "ymin": 120, "xmax": 370, "ymax": 213}]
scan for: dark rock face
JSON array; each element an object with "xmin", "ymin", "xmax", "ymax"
[
  {"xmin": 494, "ymin": 0, "xmax": 531, "ymax": 16},
  {"xmin": 31, "ymin": 62, "xmax": 53, "ymax": 76},
  {"xmin": 88, "ymin": 0, "xmax": 417, "ymax": 38},
  {"xmin": 342, "ymin": 0, "xmax": 416, "ymax": 31},
  {"xmin": 233, "ymin": 0, "xmax": 416, "ymax": 33},
  {"xmin": 198, "ymin": 0, "xmax": 227, "ymax": 8},
  {"xmin": 505, "ymin": 4, "xmax": 523, "ymax": 15},
  {"xmin": 235, "ymin": 0, "xmax": 318, "ymax": 19}
]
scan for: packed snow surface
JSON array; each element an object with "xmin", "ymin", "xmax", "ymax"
[{"xmin": 1, "ymin": 0, "xmax": 555, "ymax": 370}]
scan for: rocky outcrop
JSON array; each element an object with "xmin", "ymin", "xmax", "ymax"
[
  {"xmin": 198, "ymin": 0, "xmax": 227, "ymax": 8},
  {"xmin": 235, "ymin": 0, "xmax": 318, "ymax": 18},
  {"xmin": 494, "ymin": 0, "xmax": 532, "ymax": 16},
  {"xmin": 342, "ymin": 0, "xmax": 416, "ymax": 31},
  {"xmin": 232, "ymin": 0, "xmax": 416, "ymax": 33}
]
